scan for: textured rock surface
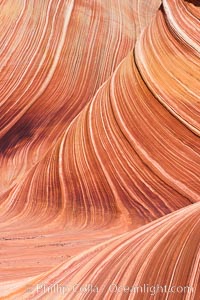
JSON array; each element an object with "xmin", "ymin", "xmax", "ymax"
[{"xmin": 0, "ymin": 0, "xmax": 199, "ymax": 299}]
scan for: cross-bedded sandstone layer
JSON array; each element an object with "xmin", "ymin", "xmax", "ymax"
[{"xmin": 0, "ymin": 0, "xmax": 199, "ymax": 299}]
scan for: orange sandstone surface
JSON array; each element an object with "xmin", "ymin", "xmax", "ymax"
[{"xmin": 0, "ymin": 0, "xmax": 199, "ymax": 299}]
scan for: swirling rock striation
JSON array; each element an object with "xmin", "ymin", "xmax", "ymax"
[
  {"xmin": 8, "ymin": 202, "xmax": 200, "ymax": 299},
  {"xmin": 0, "ymin": 0, "xmax": 199, "ymax": 299}
]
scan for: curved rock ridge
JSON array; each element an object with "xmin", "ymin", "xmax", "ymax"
[
  {"xmin": 0, "ymin": 0, "xmax": 199, "ymax": 298},
  {"xmin": 0, "ymin": 0, "xmax": 163, "ymax": 284},
  {"xmin": 0, "ymin": 0, "xmax": 161, "ymax": 226},
  {"xmin": 0, "ymin": 0, "xmax": 133, "ymax": 193},
  {"xmin": 135, "ymin": 0, "xmax": 200, "ymax": 135},
  {"xmin": 163, "ymin": 0, "xmax": 200, "ymax": 53},
  {"xmin": 0, "ymin": 0, "xmax": 160, "ymax": 194},
  {"xmin": 1, "ymin": 49, "xmax": 199, "ymax": 230},
  {"xmin": 4, "ymin": 202, "xmax": 200, "ymax": 299},
  {"xmin": 185, "ymin": 0, "xmax": 200, "ymax": 19}
]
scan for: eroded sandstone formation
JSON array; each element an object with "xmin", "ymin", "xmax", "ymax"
[{"xmin": 0, "ymin": 0, "xmax": 199, "ymax": 299}]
